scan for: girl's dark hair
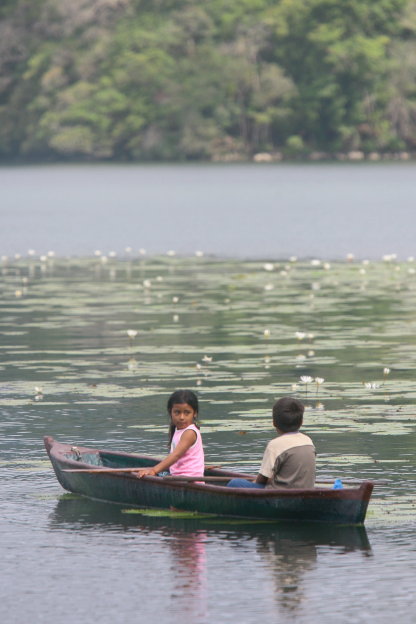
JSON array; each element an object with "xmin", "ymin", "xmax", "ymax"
[
  {"xmin": 272, "ymin": 397, "xmax": 304, "ymax": 432},
  {"xmin": 167, "ymin": 390, "xmax": 199, "ymax": 445}
]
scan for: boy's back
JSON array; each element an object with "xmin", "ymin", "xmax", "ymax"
[{"xmin": 260, "ymin": 430, "xmax": 316, "ymax": 489}]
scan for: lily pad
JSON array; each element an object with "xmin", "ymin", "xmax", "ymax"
[{"xmin": 121, "ymin": 508, "xmax": 218, "ymax": 518}]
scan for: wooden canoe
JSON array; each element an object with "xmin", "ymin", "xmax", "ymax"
[{"xmin": 44, "ymin": 436, "xmax": 374, "ymax": 525}]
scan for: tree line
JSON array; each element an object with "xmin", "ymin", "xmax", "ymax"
[{"xmin": 1, "ymin": 0, "xmax": 416, "ymax": 162}]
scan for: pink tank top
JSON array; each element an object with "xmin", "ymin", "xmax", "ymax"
[{"xmin": 170, "ymin": 424, "xmax": 204, "ymax": 477}]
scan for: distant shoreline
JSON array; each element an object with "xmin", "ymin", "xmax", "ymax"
[{"xmin": 1, "ymin": 150, "xmax": 416, "ymax": 167}]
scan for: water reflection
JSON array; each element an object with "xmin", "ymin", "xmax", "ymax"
[
  {"xmin": 167, "ymin": 529, "xmax": 207, "ymax": 621},
  {"xmin": 254, "ymin": 524, "xmax": 370, "ymax": 616},
  {"xmin": 49, "ymin": 497, "xmax": 211, "ymax": 621},
  {"xmin": 50, "ymin": 496, "xmax": 371, "ymax": 619},
  {"xmin": 258, "ymin": 536, "xmax": 317, "ymax": 613}
]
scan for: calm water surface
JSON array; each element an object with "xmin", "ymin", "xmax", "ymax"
[
  {"xmin": 1, "ymin": 162, "xmax": 416, "ymax": 259},
  {"xmin": 0, "ymin": 256, "xmax": 415, "ymax": 623}
]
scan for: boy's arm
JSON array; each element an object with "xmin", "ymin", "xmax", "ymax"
[
  {"xmin": 257, "ymin": 440, "xmax": 274, "ymax": 485},
  {"xmin": 255, "ymin": 473, "xmax": 268, "ymax": 485}
]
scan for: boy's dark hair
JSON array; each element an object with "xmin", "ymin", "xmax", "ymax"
[{"xmin": 272, "ymin": 397, "xmax": 304, "ymax": 432}]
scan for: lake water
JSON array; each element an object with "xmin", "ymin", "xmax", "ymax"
[
  {"xmin": 0, "ymin": 254, "xmax": 415, "ymax": 623},
  {"xmin": 1, "ymin": 162, "xmax": 416, "ymax": 259}
]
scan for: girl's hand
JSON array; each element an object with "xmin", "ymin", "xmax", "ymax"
[{"xmin": 134, "ymin": 467, "xmax": 157, "ymax": 478}]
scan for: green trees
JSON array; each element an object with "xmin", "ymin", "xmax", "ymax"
[
  {"xmin": 0, "ymin": 0, "xmax": 415, "ymax": 161},
  {"xmin": 265, "ymin": 0, "xmax": 407, "ymax": 151}
]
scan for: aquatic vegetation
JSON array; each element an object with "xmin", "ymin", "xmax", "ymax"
[
  {"xmin": 122, "ymin": 508, "xmax": 217, "ymax": 518},
  {"xmin": 1, "ymin": 254, "xmax": 415, "ymax": 509},
  {"xmin": 314, "ymin": 377, "xmax": 324, "ymax": 395}
]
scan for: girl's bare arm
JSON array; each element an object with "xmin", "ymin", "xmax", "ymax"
[{"xmin": 135, "ymin": 429, "xmax": 197, "ymax": 477}]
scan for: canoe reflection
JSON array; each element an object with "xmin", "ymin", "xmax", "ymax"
[
  {"xmin": 50, "ymin": 495, "xmax": 371, "ymax": 547},
  {"xmin": 50, "ymin": 496, "xmax": 371, "ymax": 617}
]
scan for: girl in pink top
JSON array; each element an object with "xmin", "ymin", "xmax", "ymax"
[{"xmin": 135, "ymin": 390, "xmax": 204, "ymax": 478}]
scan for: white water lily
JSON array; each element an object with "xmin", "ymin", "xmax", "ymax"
[
  {"xmin": 263, "ymin": 263, "xmax": 274, "ymax": 271},
  {"xmin": 173, "ymin": 314, "xmax": 179, "ymax": 322},
  {"xmin": 295, "ymin": 331, "xmax": 306, "ymax": 340},
  {"xmin": 263, "ymin": 329, "xmax": 271, "ymax": 338},
  {"xmin": 127, "ymin": 329, "xmax": 138, "ymax": 344},
  {"xmin": 127, "ymin": 358, "xmax": 137, "ymax": 371},
  {"xmin": 172, "ymin": 296, "xmax": 179, "ymax": 303},
  {"xmin": 264, "ymin": 283, "xmax": 274, "ymax": 291},
  {"xmin": 383, "ymin": 368, "xmax": 390, "ymax": 376},
  {"xmin": 143, "ymin": 279, "xmax": 152, "ymax": 288},
  {"xmin": 202, "ymin": 355, "xmax": 213, "ymax": 363},
  {"xmin": 315, "ymin": 377, "xmax": 324, "ymax": 385},
  {"xmin": 364, "ymin": 382, "xmax": 380, "ymax": 390},
  {"xmin": 300, "ymin": 376, "xmax": 313, "ymax": 384},
  {"xmin": 300, "ymin": 375, "xmax": 313, "ymax": 395}
]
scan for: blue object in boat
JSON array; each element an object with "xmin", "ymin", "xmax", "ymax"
[{"xmin": 333, "ymin": 478, "xmax": 343, "ymax": 489}]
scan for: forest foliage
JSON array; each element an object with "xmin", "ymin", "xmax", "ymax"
[{"xmin": 1, "ymin": 0, "xmax": 416, "ymax": 161}]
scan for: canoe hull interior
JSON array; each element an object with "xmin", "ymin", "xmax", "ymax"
[{"xmin": 44, "ymin": 437, "xmax": 373, "ymax": 525}]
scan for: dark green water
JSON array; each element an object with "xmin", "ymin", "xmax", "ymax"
[{"xmin": 1, "ymin": 256, "xmax": 415, "ymax": 623}]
